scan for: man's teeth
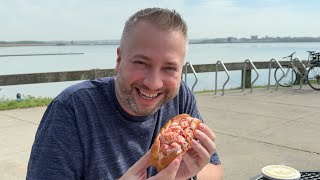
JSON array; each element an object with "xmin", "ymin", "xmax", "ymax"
[{"xmin": 140, "ymin": 90, "xmax": 158, "ymax": 98}]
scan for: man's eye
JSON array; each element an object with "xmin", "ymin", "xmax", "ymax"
[
  {"xmin": 165, "ymin": 67, "xmax": 177, "ymax": 72},
  {"xmin": 134, "ymin": 61, "xmax": 147, "ymax": 66},
  {"xmin": 133, "ymin": 61, "xmax": 148, "ymax": 69},
  {"xmin": 134, "ymin": 61, "xmax": 145, "ymax": 65}
]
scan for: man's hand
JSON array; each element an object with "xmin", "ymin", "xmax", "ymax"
[
  {"xmin": 175, "ymin": 123, "xmax": 217, "ymax": 180},
  {"xmin": 119, "ymin": 150, "xmax": 182, "ymax": 180}
]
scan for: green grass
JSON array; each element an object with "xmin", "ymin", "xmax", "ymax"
[
  {"xmin": 0, "ymin": 84, "xmax": 282, "ymax": 110},
  {"xmin": 0, "ymin": 97, "xmax": 53, "ymax": 111}
]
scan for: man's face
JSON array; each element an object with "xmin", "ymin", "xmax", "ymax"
[{"xmin": 115, "ymin": 21, "xmax": 186, "ymax": 116}]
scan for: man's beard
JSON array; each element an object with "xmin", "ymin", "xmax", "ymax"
[{"xmin": 115, "ymin": 74, "xmax": 179, "ymax": 116}]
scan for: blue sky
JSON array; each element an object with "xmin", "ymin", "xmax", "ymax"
[{"xmin": 1, "ymin": 0, "xmax": 320, "ymax": 41}]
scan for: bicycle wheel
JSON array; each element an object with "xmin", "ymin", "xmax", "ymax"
[
  {"xmin": 274, "ymin": 65, "xmax": 297, "ymax": 87},
  {"xmin": 307, "ymin": 66, "xmax": 320, "ymax": 90}
]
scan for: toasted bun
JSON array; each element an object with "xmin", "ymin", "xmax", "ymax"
[{"xmin": 150, "ymin": 114, "xmax": 201, "ymax": 172}]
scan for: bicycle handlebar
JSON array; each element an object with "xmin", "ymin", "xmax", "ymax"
[
  {"xmin": 307, "ymin": 51, "xmax": 320, "ymax": 61},
  {"xmin": 283, "ymin": 52, "xmax": 296, "ymax": 59}
]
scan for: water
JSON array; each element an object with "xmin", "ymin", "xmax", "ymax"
[{"xmin": 1, "ymin": 42, "xmax": 319, "ymax": 99}]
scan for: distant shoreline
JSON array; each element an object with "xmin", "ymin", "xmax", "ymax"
[
  {"xmin": 189, "ymin": 41, "xmax": 320, "ymax": 44},
  {"xmin": 0, "ymin": 44, "xmax": 55, "ymax": 47},
  {"xmin": 0, "ymin": 43, "xmax": 118, "ymax": 47},
  {"xmin": 2, "ymin": 36, "xmax": 320, "ymax": 47},
  {"xmin": 1, "ymin": 40, "xmax": 320, "ymax": 47}
]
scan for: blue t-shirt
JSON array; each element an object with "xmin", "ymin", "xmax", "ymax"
[{"xmin": 27, "ymin": 77, "xmax": 220, "ymax": 179}]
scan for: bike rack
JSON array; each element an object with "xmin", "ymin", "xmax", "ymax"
[
  {"xmin": 291, "ymin": 58, "xmax": 307, "ymax": 90},
  {"xmin": 184, "ymin": 62, "xmax": 198, "ymax": 92},
  {"xmin": 215, "ymin": 60, "xmax": 230, "ymax": 95},
  {"xmin": 268, "ymin": 58, "xmax": 285, "ymax": 91},
  {"xmin": 242, "ymin": 59, "xmax": 259, "ymax": 93}
]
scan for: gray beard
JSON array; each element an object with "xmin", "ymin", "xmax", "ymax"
[{"xmin": 115, "ymin": 75, "xmax": 176, "ymax": 116}]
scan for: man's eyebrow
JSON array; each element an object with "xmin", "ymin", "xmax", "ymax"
[
  {"xmin": 132, "ymin": 54, "xmax": 179, "ymax": 66},
  {"xmin": 165, "ymin": 61, "xmax": 179, "ymax": 66},
  {"xmin": 132, "ymin": 54, "xmax": 151, "ymax": 61}
]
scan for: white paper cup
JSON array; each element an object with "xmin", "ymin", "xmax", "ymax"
[{"xmin": 262, "ymin": 165, "xmax": 301, "ymax": 180}]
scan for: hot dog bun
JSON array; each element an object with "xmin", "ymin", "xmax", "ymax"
[{"xmin": 150, "ymin": 114, "xmax": 201, "ymax": 172}]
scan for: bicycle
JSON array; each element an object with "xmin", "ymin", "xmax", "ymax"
[
  {"xmin": 307, "ymin": 51, "xmax": 320, "ymax": 90},
  {"xmin": 274, "ymin": 51, "xmax": 320, "ymax": 90},
  {"xmin": 274, "ymin": 52, "xmax": 297, "ymax": 87}
]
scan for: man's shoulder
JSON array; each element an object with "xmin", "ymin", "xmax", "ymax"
[
  {"xmin": 57, "ymin": 77, "xmax": 114, "ymax": 101},
  {"xmin": 177, "ymin": 80, "xmax": 194, "ymax": 97}
]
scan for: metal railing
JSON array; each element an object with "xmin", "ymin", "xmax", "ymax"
[
  {"xmin": 183, "ymin": 62, "xmax": 198, "ymax": 92},
  {"xmin": 0, "ymin": 61, "xmax": 297, "ymax": 87},
  {"xmin": 215, "ymin": 61, "xmax": 230, "ymax": 95},
  {"xmin": 2, "ymin": 61, "xmax": 309, "ymax": 95},
  {"xmin": 268, "ymin": 58, "xmax": 284, "ymax": 91},
  {"xmin": 242, "ymin": 59, "xmax": 259, "ymax": 93}
]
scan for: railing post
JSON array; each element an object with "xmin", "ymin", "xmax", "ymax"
[
  {"xmin": 241, "ymin": 69, "xmax": 251, "ymax": 89},
  {"xmin": 291, "ymin": 58, "xmax": 307, "ymax": 90},
  {"xmin": 242, "ymin": 59, "xmax": 259, "ymax": 93},
  {"xmin": 268, "ymin": 58, "xmax": 284, "ymax": 91},
  {"xmin": 295, "ymin": 67, "xmax": 304, "ymax": 85},
  {"xmin": 183, "ymin": 62, "xmax": 198, "ymax": 92},
  {"xmin": 215, "ymin": 60, "xmax": 230, "ymax": 96}
]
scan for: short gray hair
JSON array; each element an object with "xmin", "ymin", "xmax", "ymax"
[{"xmin": 120, "ymin": 7, "xmax": 188, "ymax": 48}]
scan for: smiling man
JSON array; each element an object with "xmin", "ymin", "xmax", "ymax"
[
  {"xmin": 115, "ymin": 19, "xmax": 185, "ymax": 116},
  {"xmin": 27, "ymin": 8, "xmax": 222, "ymax": 180}
]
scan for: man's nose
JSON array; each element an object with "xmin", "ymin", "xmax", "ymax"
[{"xmin": 143, "ymin": 70, "xmax": 163, "ymax": 90}]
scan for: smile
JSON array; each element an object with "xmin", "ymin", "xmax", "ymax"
[{"xmin": 138, "ymin": 88, "xmax": 161, "ymax": 99}]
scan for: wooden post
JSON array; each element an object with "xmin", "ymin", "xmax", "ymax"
[
  {"xmin": 241, "ymin": 69, "xmax": 252, "ymax": 88},
  {"xmin": 295, "ymin": 67, "xmax": 305, "ymax": 85}
]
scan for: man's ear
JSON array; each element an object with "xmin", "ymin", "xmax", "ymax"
[{"xmin": 115, "ymin": 47, "xmax": 121, "ymax": 73}]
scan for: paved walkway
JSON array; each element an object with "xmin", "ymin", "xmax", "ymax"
[{"xmin": 0, "ymin": 86, "xmax": 319, "ymax": 179}]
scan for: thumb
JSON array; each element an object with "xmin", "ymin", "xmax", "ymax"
[
  {"xmin": 130, "ymin": 150, "xmax": 151, "ymax": 173},
  {"xmin": 119, "ymin": 151, "xmax": 151, "ymax": 180},
  {"xmin": 149, "ymin": 156, "xmax": 182, "ymax": 180}
]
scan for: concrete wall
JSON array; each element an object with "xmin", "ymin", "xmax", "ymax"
[{"xmin": 0, "ymin": 60, "xmax": 307, "ymax": 86}]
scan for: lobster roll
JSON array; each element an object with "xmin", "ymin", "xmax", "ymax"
[{"xmin": 150, "ymin": 114, "xmax": 202, "ymax": 172}]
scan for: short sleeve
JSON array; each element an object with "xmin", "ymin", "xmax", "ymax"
[{"xmin": 210, "ymin": 151, "xmax": 221, "ymax": 165}]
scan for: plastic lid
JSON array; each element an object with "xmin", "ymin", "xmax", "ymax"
[{"xmin": 262, "ymin": 165, "xmax": 301, "ymax": 180}]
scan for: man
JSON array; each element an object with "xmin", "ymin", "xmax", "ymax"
[
  {"xmin": 27, "ymin": 7, "xmax": 222, "ymax": 179},
  {"xmin": 16, "ymin": 93, "xmax": 23, "ymax": 101}
]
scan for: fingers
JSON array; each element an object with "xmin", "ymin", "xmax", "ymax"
[
  {"xmin": 132, "ymin": 150, "xmax": 151, "ymax": 172},
  {"xmin": 119, "ymin": 151, "xmax": 151, "ymax": 180},
  {"xmin": 198, "ymin": 123, "xmax": 216, "ymax": 142},
  {"xmin": 192, "ymin": 123, "xmax": 216, "ymax": 159},
  {"xmin": 149, "ymin": 156, "xmax": 182, "ymax": 180},
  {"xmin": 125, "ymin": 150, "xmax": 151, "ymax": 175}
]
